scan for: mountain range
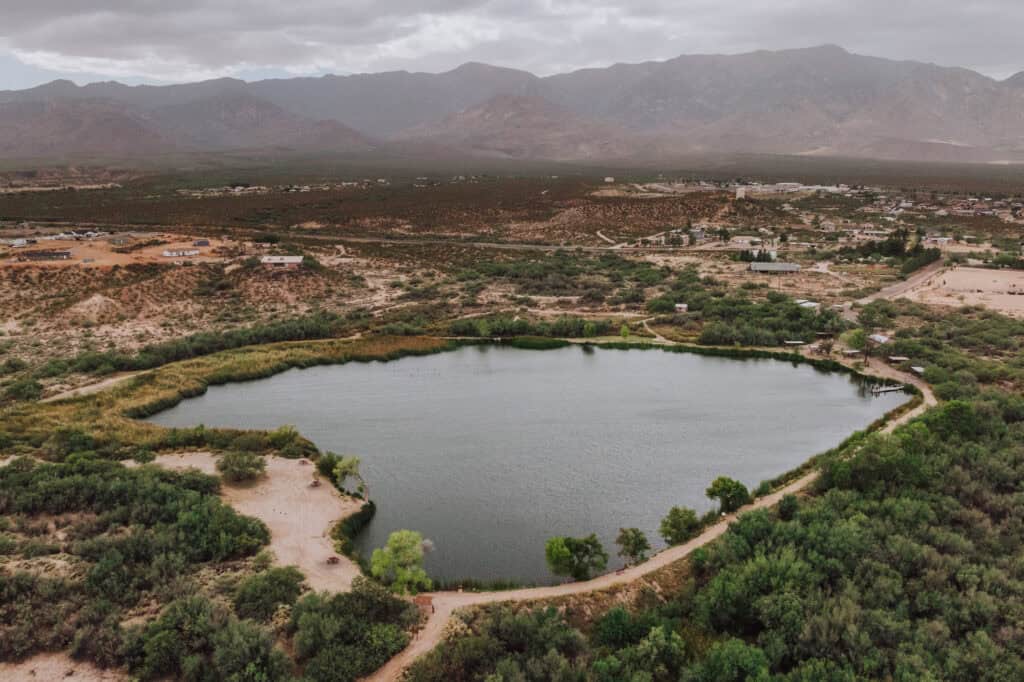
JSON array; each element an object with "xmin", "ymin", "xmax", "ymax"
[{"xmin": 2, "ymin": 45, "xmax": 1024, "ymax": 164}]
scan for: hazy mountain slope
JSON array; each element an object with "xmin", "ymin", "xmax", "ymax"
[
  {"xmin": 248, "ymin": 63, "xmax": 541, "ymax": 138},
  {"xmin": 538, "ymin": 46, "xmax": 1024, "ymax": 158},
  {"xmin": 393, "ymin": 94, "xmax": 630, "ymax": 160},
  {"xmin": 2, "ymin": 45, "xmax": 1024, "ymax": 162},
  {"xmin": 1004, "ymin": 72, "xmax": 1024, "ymax": 89},
  {"xmin": 0, "ymin": 99, "xmax": 171, "ymax": 158},
  {"xmin": 147, "ymin": 92, "xmax": 375, "ymax": 151}
]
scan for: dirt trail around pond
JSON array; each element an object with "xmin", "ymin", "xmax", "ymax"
[
  {"xmin": 35, "ymin": 324, "xmax": 935, "ymax": 681},
  {"xmin": 40, "ymin": 371, "xmax": 144, "ymax": 403},
  {"xmin": 365, "ymin": 471, "xmax": 819, "ymax": 681},
  {"xmin": 145, "ymin": 452, "xmax": 364, "ymax": 591},
  {"xmin": 364, "ymin": 361, "xmax": 935, "ymax": 682}
]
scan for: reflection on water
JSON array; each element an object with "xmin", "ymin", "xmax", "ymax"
[{"xmin": 150, "ymin": 345, "xmax": 907, "ymax": 583}]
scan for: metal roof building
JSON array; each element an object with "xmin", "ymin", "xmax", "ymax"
[{"xmin": 749, "ymin": 262, "xmax": 801, "ymax": 273}]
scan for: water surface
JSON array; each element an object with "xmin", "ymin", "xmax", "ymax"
[{"xmin": 150, "ymin": 345, "xmax": 906, "ymax": 583}]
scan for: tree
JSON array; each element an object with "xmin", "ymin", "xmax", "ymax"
[
  {"xmin": 615, "ymin": 528, "xmax": 651, "ymax": 565},
  {"xmin": 332, "ymin": 454, "xmax": 369, "ymax": 499},
  {"xmin": 706, "ymin": 477, "xmax": 751, "ymax": 514},
  {"xmin": 844, "ymin": 328, "xmax": 867, "ymax": 351},
  {"xmin": 545, "ymin": 534, "xmax": 608, "ymax": 581},
  {"xmin": 659, "ymin": 506, "xmax": 701, "ymax": 545},
  {"xmin": 620, "ymin": 323, "xmax": 630, "ymax": 339},
  {"xmin": 215, "ymin": 451, "xmax": 265, "ymax": 483},
  {"xmin": 371, "ymin": 530, "xmax": 431, "ymax": 594}
]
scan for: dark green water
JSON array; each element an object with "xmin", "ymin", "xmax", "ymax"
[{"xmin": 149, "ymin": 345, "xmax": 906, "ymax": 583}]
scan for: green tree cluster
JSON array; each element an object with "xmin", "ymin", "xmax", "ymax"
[
  {"xmin": 289, "ymin": 577, "xmax": 418, "ymax": 681},
  {"xmin": 545, "ymin": 534, "xmax": 609, "ymax": 581}
]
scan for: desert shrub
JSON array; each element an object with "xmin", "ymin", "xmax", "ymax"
[
  {"xmin": 0, "ymin": 456, "xmax": 269, "ymax": 667},
  {"xmin": 1, "ymin": 357, "xmax": 28, "ymax": 375},
  {"xmin": 127, "ymin": 596, "xmax": 290, "ymax": 681},
  {"xmin": 233, "ymin": 566, "xmax": 304, "ymax": 621},
  {"xmin": 289, "ymin": 577, "xmax": 416, "ymax": 682},
  {"xmin": 4, "ymin": 377, "xmax": 42, "ymax": 402},
  {"xmin": 216, "ymin": 451, "xmax": 266, "ymax": 483}
]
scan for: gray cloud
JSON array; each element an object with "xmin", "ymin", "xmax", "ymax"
[{"xmin": 0, "ymin": 0, "xmax": 1021, "ymax": 87}]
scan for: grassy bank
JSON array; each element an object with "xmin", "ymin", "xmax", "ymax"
[{"xmin": 1, "ymin": 335, "xmax": 453, "ymax": 460}]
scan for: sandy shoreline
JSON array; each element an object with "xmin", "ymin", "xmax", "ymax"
[{"xmin": 139, "ymin": 452, "xmax": 365, "ymax": 591}]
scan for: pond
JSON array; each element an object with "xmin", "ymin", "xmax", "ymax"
[{"xmin": 149, "ymin": 344, "xmax": 908, "ymax": 584}]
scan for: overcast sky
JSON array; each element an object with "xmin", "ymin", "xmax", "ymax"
[{"xmin": 1, "ymin": 1, "xmax": 1022, "ymax": 89}]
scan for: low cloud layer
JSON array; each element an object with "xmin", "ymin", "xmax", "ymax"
[{"xmin": 1, "ymin": 1, "xmax": 1022, "ymax": 87}]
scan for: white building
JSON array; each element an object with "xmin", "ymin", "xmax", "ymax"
[{"xmin": 260, "ymin": 255, "xmax": 304, "ymax": 270}]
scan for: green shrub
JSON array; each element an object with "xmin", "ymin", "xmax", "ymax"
[
  {"xmin": 4, "ymin": 378, "xmax": 42, "ymax": 402},
  {"xmin": 289, "ymin": 577, "xmax": 416, "ymax": 682},
  {"xmin": 216, "ymin": 451, "xmax": 266, "ymax": 483},
  {"xmin": 659, "ymin": 506, "xmax": 701, "ymax": 545},
  {"xmin": 233, "ymin": 566, "xmax": 304, "ymax": 621}
]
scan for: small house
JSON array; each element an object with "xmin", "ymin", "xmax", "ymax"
[
  {"xmin": 162, "ymin": 249, "xmax": 200, "ymax": 258},
  {"xmin": 260, "ymin": 255, "xmax": 303, "ymax": 270},
  {"xmin": 674, "ymin": 303, "xmax": 689, "ymax": 313},
  {"xmin": 868, "ymin": 334, "xmax": 891, "ymax": 345},
  {"xmin": 193, "ymin": 239, "xmax": 211, "ymax": 247},
  {"xmin": 20, "ymin": 249, "xmax": 72, "ymax": 262},
  {"xmin": 888, "ymin": 356, "xmax": 910, "ymax": 364}
]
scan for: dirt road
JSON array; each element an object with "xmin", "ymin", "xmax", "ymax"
[
  {"xmin": 843, "ymin": 261, "xmax": 946, "ymax": 321},
  {"xmin": 41, "ymin": 371, "xmax": 144, "ymax": 403}
]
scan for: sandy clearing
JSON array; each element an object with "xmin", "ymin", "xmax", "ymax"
[
  {"xmin": 0, "ymin": 235, "xmax": 230, "ymax": 269},
  {"xmin": 0, "ymin": 653, "xmax": 129, "ymax": 682},
  {"xmin": 145, "ymin": 452, "xmax": 365, "ymax": 591},
  {"xmin": 842, "ymin": 260, "xmax": 946, "ymax": 321},
  {"xmin": 903, "ymin": 266, "xmax": 1024, "ymax": 318}
]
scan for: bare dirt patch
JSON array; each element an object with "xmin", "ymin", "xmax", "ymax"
[
  {"xmin": 145, "ymin": 453, "xmax": 365, "ymax": 591},
  {"xmin": 904, "ymin": 266, "xmax": 1024, "ymax": 317},
  {"xmin": 0, "ymin": 652, "xmax": 129, "ymax": 682},
  {"xmin": 1, "ymin": 234, "xmax": 232, "ymax": 269}
]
